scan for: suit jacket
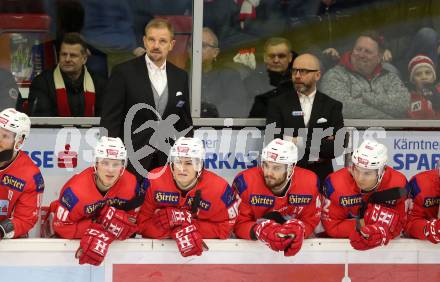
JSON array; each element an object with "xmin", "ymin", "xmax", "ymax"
[
  {"xmin": 100, "ymin": 56, "xmax": 192, "ymax": 179},
  {"xmin": 27, "ymin": 67, "xmax": 106, "ymax": 117},
  {"xmin": 266, "ymin": 85, "xmax": 344, "ymax": 184},
  {"xmin": 249, "ymin": 81, "xmax": 292, "ymax": 118}
]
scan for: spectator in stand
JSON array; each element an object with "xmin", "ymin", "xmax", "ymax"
[
  {"xmin": 247, "ymin": 37, "xmax": 296, "ymax": 118},
  {"xmin": 28, "ymin": 33, "xmax": 106, "ymax": 117},
  {"xmin": 407, "ymin": 55, "xmax": 440, "ymax": 119},
  {"xmin": 319, "ymin": 31, "xmax": 410, "ymax": 119},
  {"xmin": 201, "ymin": 27, "xmax": 248, "ymax": 117}
]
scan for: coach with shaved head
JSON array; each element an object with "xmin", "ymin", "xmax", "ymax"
[{"xmin": 266, "ymin": 53, "xmax": 344, "ymax": 183}]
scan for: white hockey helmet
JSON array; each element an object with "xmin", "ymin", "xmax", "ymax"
[
  {"xmin": 170, "ymin": 137, "xmax": 205, "ymax": 161},
  {"xmin": 94, "ymin": 136, "xmax": 127, "ymax": 163},
  {"xmin": 261, "ymin": 138, "xmax": 298, "ymax": 166},
  {"xmin": 0, "ymin": 108, "xmax": 31, "ymax": 151},
  {"xmin": 352, "ymin": 140, "xmax": 387, "ymax": 170}
]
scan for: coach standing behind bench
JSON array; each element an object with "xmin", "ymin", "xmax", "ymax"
[{"xmin": 100, "ymin": 18, "xmax": 192, "ymax": 180}]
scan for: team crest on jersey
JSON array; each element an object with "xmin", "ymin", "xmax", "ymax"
[
  {"xmin": 155, "ymin": 191, "xmax": 180, "ymax": 205},
  {"xmin": 60, "ymin": 187, "xmax": 79, "ymax": 211},
  {"xmin": 339, "ymin": 194, "xmax": 362, "ymax": 207},
  {"xmin": 249, "ymin": 194, "xmax": 275, "ymax": 207},
  {"xmin": 1, "ymin": 174, "xmax": 26, "ymax": 192},
  {"xmin": 424, "ymin": 197, "xmax": 440, "ymax": 208},
  {"xmin": 0, "ymin": 200, "xmax": 9, "ymax": 216},
  {"xmin": 288, "ymin": 194, "xmax": 313, "ymax": 206},
  {"xmin": 33, "ymin": 173, "xmax": 45, "ymax": 193},
  {"xmin": 186, "ymin": 197, "xmax": 211, "ymax": 211}
]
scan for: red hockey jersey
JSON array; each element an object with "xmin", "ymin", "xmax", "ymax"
[
  {"xmin": 137, "ymin": 166, "xmax": 238, "ymax": 239},
  {"xmin": 405, "ymin": 169, "xmax": 440, "ymax": 240},
  {"xmin": 321, "ymin": 166, "xmax": 407, "ymax": 238},
  {"xmin": 51, "ymin": 167, "xmax": 143, "ymax": 239},
  {"xmin": 0, "ymin": 151, "xmax": 44, "ymax": 238},
  {"xmin": 233, "ymin": 166, "xmax": 321, "ymax": 240}
]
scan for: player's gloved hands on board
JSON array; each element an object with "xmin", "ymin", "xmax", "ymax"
[
  {"xmin": 349, "ymin": 224, "xmax": 391, "ymax": 251},
  {"xmin": 363, "ymin": 204, "xmax": 402, "ymax": 236},
  {"xmin": 172, "ymin": 224, "xmax": 206, "ymax": 257},
  {"xmin": 424, "ymin": 219, "xmax": 440, "ymax": 244},
  {"xmin": 97, "ymin": 206, "xmax": 137, "ymax": 240},
  {"xmin": 283, "ymin": 219, "xmax": 306, "ymax": 256},
  {"xmin": 76, "ymin": 224, "xmax": 114, "ymax": 266},
  {"xmin": 253, "ymin": 219, "xmax": 295, "ymax": 252},
  {"xmin": 153, "ymin": 207, "xmax": 192, "ymax": 232}
]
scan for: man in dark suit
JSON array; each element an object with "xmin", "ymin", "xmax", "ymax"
[
  {"xmin": 100, "ymin": 18, "xmax": 192, "ymax": 180},
  {"xmin": 266, "ymin": 53, "xmax": 344, "ymax": 184}
]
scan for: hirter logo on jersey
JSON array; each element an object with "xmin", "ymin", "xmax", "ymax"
[
  {"xmin": 339, "ymin": 195, "xmax": 362, "ymax": 207},
  {"xmin": 1, "ymin": 174, "xmax": 26, "ymax": 192},
  {"xmin": 288, "ymin": 194, "xmax": 313, "ymax": 206},
  {"xmin": 424, "ymin": 197, "xmax": 440, "ymax": 208},
  {"xmin": 249, "ymin": 194, "xmax": 275, "ymax": 207},
  {"xmin": 155, "ymin": 191, "xmax": 180, "ymax": 204}
]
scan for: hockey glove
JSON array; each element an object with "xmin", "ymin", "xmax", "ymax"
[
  {"xmin": 172, "ymin": 224, "xmax": 205, "ymax": 257},
  {"xmin": 363, "ymin": 204, "xmax": 402, "ymax": 237},
  {"xmin": 283, "ymin": 219, "xmax": 306, "ymax": 257},
  {"xmin": 350, "ymin": 224, "xmax": 391, "ymax": 251},
  {"xmin": 424, "ymin": 219, "xmax": 440, "ymax": 244},
  {"xmin": 76, "ymin": 224, "xmax": 114, "ymax": 266},
  {"xmin": 253, "ymin": 219, "xmax": 295, "ymax": 252},
  {"xmin": 153, "ymin": 207, "xmax": 192, "ymax": 232},
  {"xmin": 98, "ymin": 206, "xmax": 137, "ymax": 240}
]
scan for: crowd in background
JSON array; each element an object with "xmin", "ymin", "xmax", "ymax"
[{"xmin": 0, "ymin": 0, "xmax": 439, "ymax": 119}]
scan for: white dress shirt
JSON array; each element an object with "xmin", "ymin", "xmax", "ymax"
[
  {"xmin": 145, "ymin": 55, "xmax": 167, "ymax": 95},
  {"xmin": 298, "ymin": 89, "xmax": 316, "ymax": 127}
]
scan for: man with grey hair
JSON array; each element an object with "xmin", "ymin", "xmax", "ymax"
[{"xmin": 319, "ymin": 31, "xmax": 410, "ymax": 119}]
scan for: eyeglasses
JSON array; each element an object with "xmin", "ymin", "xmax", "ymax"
[
  {"xmin": 266, "ymin": 53, "xmax": 289, "ymax": 59},
  {"xmin": 292, "ymin": 68, "xmax": 319, "ymax": 76},
  {"xmin": 202, "ymin": 42, "xmax": 218, "ymax": 49}
]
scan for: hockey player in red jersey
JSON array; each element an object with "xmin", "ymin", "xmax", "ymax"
[
  {"xmin": 233, "ymin": 138, "xmax": 321, "ymax": 256},
  {"xmin": 321, "ymin": 140, "xmax": 407, "ymax": 250},
  {"xmin": 0, "ymin": 108, "xmax": 44, "ymax": 239},
  {"xmin": 405, "ymin": 164, "xmax": 440, "ymax": 243},
  {"xmin": 137, "ymin": 137, "xmax": 239, "ymax": 257},
  {"xmin": 50, "ymin": 136, "xmax": 144, "ymax": 265}
]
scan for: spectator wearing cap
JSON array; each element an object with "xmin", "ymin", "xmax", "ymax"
[
  {"xmin": 319, "ymin": 31, "xmax": 410, "ymax": 119},
  {"xmin": 407, "ymin": 54, "xmax": 440, "ymax": 119}
]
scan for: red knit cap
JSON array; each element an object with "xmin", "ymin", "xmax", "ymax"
[{"xmin": 408, "ymin": 54, "xmax": 436, "ymax": 83}]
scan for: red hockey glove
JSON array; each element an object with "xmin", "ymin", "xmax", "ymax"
[
  {"xmin": 172, "ymin": 224, "xmax": 205, "ymax": 257},
  {"xmin": 98, "ymin": 206, "xmax": 137, "ymax": 240},
  {"xmin": 425, "ymin": 219, "xmax": 440, "ymax": 244},
  {"xmin": 153, "ymin": 207, "xmax": 192, "ymax": 232},
  {"xmin": 283, "ymin": 219, "xmax": 306, "ymax": 257},
  {"xmin": 363, "ymin": 204, "xmax": 402, "ymax": 237},
  {"xmin": 349, "ymin": 224, "xmax": 391, "ymax": 251},
  {"xmin": 253, "ymin": 219, "xmax": 295, "ymax": 252},
  {"xmin": 76, "ymin": 224, "xmax": 114, "ymax": 266}
]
